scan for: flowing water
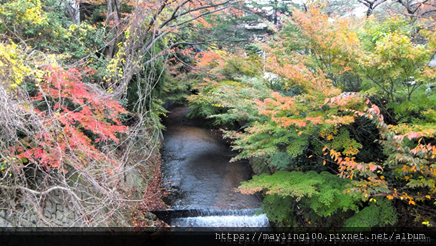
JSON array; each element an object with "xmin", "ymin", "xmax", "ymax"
[
  {"xmin": 161, "ymin": 106, "xmax": 268, "ymax": 227},
  {"xmin": 171, "ymin": 209, "xmax": 269, "ymax": 227}
]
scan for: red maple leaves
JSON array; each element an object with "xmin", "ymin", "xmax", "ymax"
[{"xmin": 14, "ymin": 66, "xmax": 128, "ymax": 173}]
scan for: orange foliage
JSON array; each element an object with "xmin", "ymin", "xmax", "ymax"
[{"xmin": 13, "ymin": 66, "xmax": 128, "ymax": 173}]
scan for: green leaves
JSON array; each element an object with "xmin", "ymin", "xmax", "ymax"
[
  {"xmin": 239, "ymin": 171, "xmax": 324, "ymax": 199},
  {"xmin": 188, "ymin": 77, "xmax": 270, "ymax": 127},
  {"xmin": 269, "ymin": 152, "xmax": 294, "ymax": 170},
  {"xmin": 186, "ymin": 6, "xmax": 436, "ymax": 227},
  {"xmin": 344, "ymin": 198, "xmax": 398, "ymax": 227},
  {"xmin": 239, "ymin": 170, "xmax": 397, "ymax": 227},
  {"xmin": 239, "ymin": 171, "xmax": 362, "ymax": 221},
  {"xmin": 330, "ymin": 129, "xmax": 362, "ymax": 156},
  {"xmin": 357, "ymin": 17, "xmax": 436, "ymax": 115}
]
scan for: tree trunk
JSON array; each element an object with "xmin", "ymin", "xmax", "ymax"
[{"xmin": 66, "ymin": 0, "xmax": 80, "ymax": 25}]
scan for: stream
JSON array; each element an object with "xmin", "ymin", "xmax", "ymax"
[{"xmin": 160, "ymin": 106, "xmax": 269, "ymax": 227}]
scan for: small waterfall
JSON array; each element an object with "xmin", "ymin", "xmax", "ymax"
[
  {"xmin": 160, "ymin": 106, "xmax": 269, "ymax": 230},
  {"xmin": 172, "ymin": 214, "xmax": 269, "ymax": 227},
  {"xmin": 167, "ymin": 209, "xmax": 270, "ymax": 227}
]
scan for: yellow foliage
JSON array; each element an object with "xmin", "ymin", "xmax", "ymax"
[
  {"xmin": 0, "ymin": 0, "xmax": 46, "ymax": 26},
  {"xmin": 0, "ymin": 43, "xmax": 31, "ymax": 90},
  {"xmin": 0, "ymin": 41, "xmax": 54, "ymax": 91}
]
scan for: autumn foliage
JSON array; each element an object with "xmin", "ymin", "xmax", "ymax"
[
  {"xmin": 3, "ymin": 0, "xmax": 436, "ymax": 228},
  {"xmin": 188, "ymin": 6, "xmax": 436, "ymax": 226},
  {"xmin": 12, "ymin": 66, "xmax": 128, "ymax": 173}
]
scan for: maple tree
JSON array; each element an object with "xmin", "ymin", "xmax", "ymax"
[
  {"xmin": 394, "ymin": 0, "xmax": 436, "ymax": 19},
  {"xmin": 96, "ymin": 0, "xmax": 242, "ymax": 98},
  {"xmin": 0, "ymin": 51, "xmax": 137, "ymax": 225},
  {"xmin": 14, "ymin": 66, "xmax": 128, "ymax": 172},
  {"xmin": 358, "ymin": 0, "xmax": 388, "ymax": 17},
  {"xmin": 0, "ymin": 0, "xmax": 257, "ymax": 227},
  {"xmin": 188, "ymin": 6, "xmax": 436, "ymax": 226},
  {"xmin": 3, "ymin": 0, "xmax": 436, "ymax": 228}
]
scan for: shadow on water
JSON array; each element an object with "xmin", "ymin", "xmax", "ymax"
[{"xmin": 160, "ymin": 106, "xmax": 267, "ymax": 227}]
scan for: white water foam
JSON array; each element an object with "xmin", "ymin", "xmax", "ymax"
[{"xmin": 171, "ymin": 209, "xmax": 270, "ymax": 227}]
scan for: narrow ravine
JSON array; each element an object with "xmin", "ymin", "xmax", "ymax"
[{"xmin": 161, "ymin": 106, "xmax": 268, "ymax": 227}]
